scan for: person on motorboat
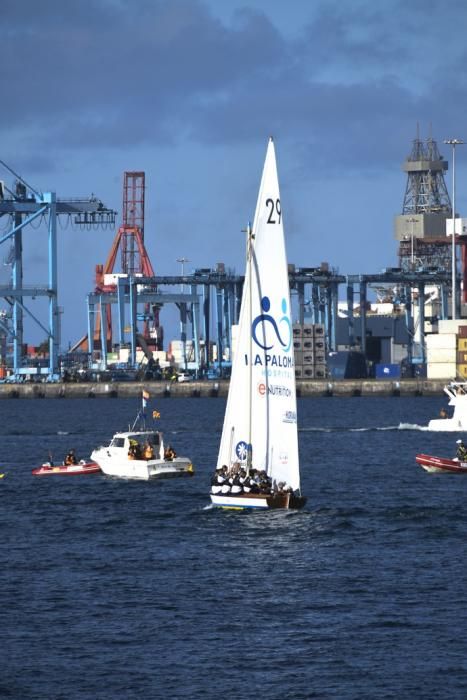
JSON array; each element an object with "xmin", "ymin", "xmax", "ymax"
[
  {"xmin": 439, "ymin": 407, "xmax": 448, "ymax": 419},
  {"xmin": 64, "ymin": 449, "xmax": 78, "ymax": 466},
  {"xmin": 164, "ymin": 445, "xmax": 177, "ymax": 461},
  {"xmin": 143, "ymin": 441, "xmax": 154, "ymax": 460},
  {"xmin": 43, "ymin": 452, "xmax": 54, "ymax": 468},
  {"xmin": 456, "ymin": 439, "xmax": 467, "ymax": 461},
  {"xmin": 128, "ymin": 440, "xmax": 142, "ymax": 460}
]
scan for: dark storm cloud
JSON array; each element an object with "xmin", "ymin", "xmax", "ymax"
[
  {"xmin": 2, "ymin": 0, "xmax": 467, "ymax": 170},
  {"xmin": 1, "ymin": 0, "xmax": 286, "ymax": 148}
]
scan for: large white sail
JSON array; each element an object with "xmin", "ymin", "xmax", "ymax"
[{"xmin": 217, "ymin": 138, "xmax": 300, "ymax": 492}]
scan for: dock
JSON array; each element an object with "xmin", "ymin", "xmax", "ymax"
[{"xmin": 0, "ymin": 379, "xmax": 447, "ymax": 399}]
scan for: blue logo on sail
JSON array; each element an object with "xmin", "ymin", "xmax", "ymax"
[
  {"xmin": 251, "ymin": 296, "xmax": 292, "ymax": 352},
  {"xmin": 246, "ymin": 295, "xmax": 294, "ymax": 371},
  {"xmin": 236, "ymin": 441, "xmax": 250, "ymax": 461}
]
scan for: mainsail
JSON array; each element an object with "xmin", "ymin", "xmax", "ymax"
[{"xmin": 217, "ymin": 138, "xmax": 300, "ymax": 492}]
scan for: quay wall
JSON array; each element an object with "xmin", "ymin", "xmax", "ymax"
[{"xmin": 0, "ymin": 379, "xmax": 448, "ymax": 399}]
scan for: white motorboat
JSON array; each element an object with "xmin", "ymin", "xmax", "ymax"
[
  {"xmin": 91, "ymin": 429, "xmax": 193, "ymax": 480},
  {"xmin": 427, "ymin": 382, "xmax": 467, "ymax": 431},
  {"xmin": 210, "ymin": 138, "xmax": 306, "ymax": 510},
  {"xmin": 91, "ymin": 396, "xmax": 194, "ymax": 480}
]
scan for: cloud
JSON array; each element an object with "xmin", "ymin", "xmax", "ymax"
[
  {"xmin": 2, "ymin": 0, "xmax": 467, "ymax": 346},
  {"xmin": 3, "ymin": 0, "xmax": 466, "ymax": 175}
]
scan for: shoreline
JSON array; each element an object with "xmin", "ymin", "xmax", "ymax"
[{"xmin": 0, "ymin": 378, "xmax": 447, "ymax": 399}]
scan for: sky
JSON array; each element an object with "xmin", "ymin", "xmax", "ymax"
[{"xmin": 2, "ymin": 0, "xmax": 467, "ymax": 349}]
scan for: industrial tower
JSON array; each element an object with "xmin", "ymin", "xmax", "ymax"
[
  {"xmin": 394, "ymin": 133, "xmax": 452, "ymax": 271},
  {"xmin": 120, "ymin": 171, "xmax": 146, "ymax": 274},
  {"xmin": 89, "ymin": 171, "xmax": 162, "ymax": 353}
]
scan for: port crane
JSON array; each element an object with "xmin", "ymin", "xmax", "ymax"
[
  {"xmin": 75, "ymin": 171, "xmax": 162, "ymax": 356},
  {"xmin": 0, "ymin": 158, "xmax": 115, "ymax": 380}
]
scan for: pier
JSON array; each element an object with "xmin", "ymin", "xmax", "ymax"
[{"xmin": 0, "ymin": 379, "xmax": 447, "ymax": 399}]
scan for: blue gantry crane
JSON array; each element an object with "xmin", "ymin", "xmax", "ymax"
[{"xmin": 0, "ymin": 158, "xmax": 115, "ymax": 381}]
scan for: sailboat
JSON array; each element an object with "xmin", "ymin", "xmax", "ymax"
[{"xmin": 210, "ymin": 138, "xmax": 306, "ymax": 510}]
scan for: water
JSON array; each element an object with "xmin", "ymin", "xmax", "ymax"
[{"xmin": 2, "ymin": 395, "xmax": 467, "ymax": 699}]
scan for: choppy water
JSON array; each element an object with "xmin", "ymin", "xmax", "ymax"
[{"xmin": 1, "ymin": 395, "xmax": 467, "ymax": 699}]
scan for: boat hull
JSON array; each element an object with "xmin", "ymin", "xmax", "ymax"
[
  {"xmin": 32, "ymin": 462, "xmax": 101, "ymax": 476},
  {"xmin": 210, "ymin": 492, "xmax": 306, "ymax": 510},
  {"xmin": 427, "ymin": 418, "xmax": 466, "ymax": 432},
  {"xmin": 416, "ymin": 453, "xmax": 467, "ymax": 474},
  {"xmin": 91, "ymin": 450, "xmax": 194, "ymax": 480},
  {"xmin": 427, "ymin": 382, "xmax": 467, "ymax": 431}
]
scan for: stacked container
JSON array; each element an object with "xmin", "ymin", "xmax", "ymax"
[
  {"xmin": 292, "ymin": 325, "xmax": 303, "ymax": 379},
  {"xmin": 457, "ymin": 325, "xmax": 467, "ymax": 378},
  {"xmin": 426, "ymin": 333, "xmax": 457, "ymax": 379},
  {"xmin": 294, "ymin": 324, "xmax": 327, "ymax": 380},
  {"xmin": 168, "ymin": 339, "xmax": 196, "ymax": 365}
]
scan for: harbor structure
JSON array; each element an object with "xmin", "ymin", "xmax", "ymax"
[
  {"xmin": 394, "ymin": 133, "xmax": 452, "ymax": 273},
  {"xmin": 0, "ymin": 132, "xmax": 466, "ymax": 383},
  {"xmin": 0, "ymin": 158, "xmax": 115, "ymax": 380}
]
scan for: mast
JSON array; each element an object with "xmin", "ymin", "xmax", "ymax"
[{"xmin": 247, "ymin": 221, "xmax": 253, "ymax": 474}]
